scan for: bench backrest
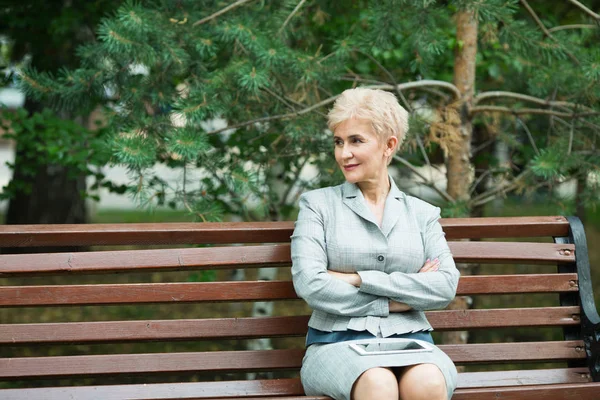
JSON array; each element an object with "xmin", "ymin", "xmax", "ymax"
[{"xmin": 1, "ymin": 216, "xmax": 598, "ymax": 397}]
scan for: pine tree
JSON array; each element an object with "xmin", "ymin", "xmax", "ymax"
[
  {"xmin": 19, "ymin": 0, "xmax": 600, "ymax": 221},
  {"xmin": 1, "ymin": 0, "xmax": 123, "ymax": 235},
  {"xmin": 19, "ymin": 0, "xmax": 600, "ymax": 349}
]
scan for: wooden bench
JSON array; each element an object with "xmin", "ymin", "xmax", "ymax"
[{"xmin": 1, "ymin": 216, "xmax": 599, "ymax": 399}]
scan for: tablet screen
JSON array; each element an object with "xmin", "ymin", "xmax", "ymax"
[{"xmin": 349, "ymin": 340, "xmax": 433, "ymax": 356}]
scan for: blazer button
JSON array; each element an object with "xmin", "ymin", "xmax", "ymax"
[{"xmin": 377, "ymin": 255, "xmax": 385, "ymax": 262}]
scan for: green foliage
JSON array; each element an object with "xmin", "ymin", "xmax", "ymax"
[
  {"xmin": 17, "ymin": 0, "xmax": 600, "ymax": 220},
  {"xmin": 0, "ymin": 108, "xmax": 109, "ymax": 201}
]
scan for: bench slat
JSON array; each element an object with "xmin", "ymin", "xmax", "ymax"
[
  {"xmin": 457, "ymin": 367, "xmax": 592, "ymax": 388},
  {"xmin": 450, "ymin": 242, "xmax": 575, "ymax": 264},
  {"xmin": 0, "ymin": 341, "xmax": 586, "ymax": 379},
  {"xmin": 0, "ymin": 274, "xmax": 579, "ymax": 307},
  {"xmin": 0, "ymin": 217, "xmax": 570, "ymax": 248},
  {"xmin": 456, "ymin": 273, "xmax": 578, "ymax": 295},
  {"xmin": 6, "ymin": 384, "xmax": 599, "ymax": 400},
  {"xmin": 0, "ymin": 379, "xmax": 307, "ymax": 400},
  {"xmin": 0, "ymin": 369, "xmax": 593, "ymax": 400},
  {"xmin": 453, "ymin": 382, "xmax": 600, "ymax": 400},
  {"xmin": 429, "ymin": 306, "xmax": 580, "ymax": 330},
  {"xmin": 0, "ymin": 307, "xmax": 580, "ymax": 344},
  {"xmin": 0, "ymin": 242, "xmax": 575, "ymax": 276},
  {"xmin": 0, "ymin": 245, "xmax": 292, "ymax": 276},
  {"xmin": 442, "ymin": 216, "xmax": 570, "ymax": 239}
]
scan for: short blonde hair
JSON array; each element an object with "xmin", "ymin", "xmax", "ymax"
[{"xmin": 327, "ymin": 88, "xmax": 409, "ymax": 156}]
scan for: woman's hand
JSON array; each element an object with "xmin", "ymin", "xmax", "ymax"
[
  {"xmin": 389, "ymin": 258, "xmax": 440, "ymax": 312},
  {"xmin": 326, "ymin": 270, "xmax": 361, "ymax": 287},
  {"xmin": 327, "ymin": 258, "xmax": 441, "ymax": 311},
  {"xmin": 419, "ymin": 258, "xmax": 440, "ymax": 273}
]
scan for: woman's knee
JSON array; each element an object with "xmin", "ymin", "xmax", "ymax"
[
  {"xmin": 398, "ymin": 364, "xmax": 447, "ymax": 400},
  {"xmin": 352, "ymin": 367, "xmax": 398, "ymax": 400}
]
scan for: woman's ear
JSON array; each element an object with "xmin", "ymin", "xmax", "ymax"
[{"xmin": 385, "ymin": 135, "xmax": 399, "ymax": 157}]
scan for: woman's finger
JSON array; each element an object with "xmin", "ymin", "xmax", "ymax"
[
  {"xmin": 419, "ymin": 260, "xmax": 433, "ymax": 272},
  {"xmin": 419, "ymin": 258, "xmax": 440, "ymax": 272}
]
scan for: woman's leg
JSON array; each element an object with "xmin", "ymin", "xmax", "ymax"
[
  {"xmin": 351, "ymin": 367, "xmax": 398, "ymax": 400},
  {"xmin": 397, "ymin": 363, "xmax": 447, "ymax": 400}
]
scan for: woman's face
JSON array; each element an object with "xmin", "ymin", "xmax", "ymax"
[{"xmin": 333, "ymin": 118, "xmax": 390, "ymax": 184}]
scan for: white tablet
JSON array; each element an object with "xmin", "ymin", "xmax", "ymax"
[{"xmin": 349, "ymin": 339, "xmax": 434, "ymax": 356}]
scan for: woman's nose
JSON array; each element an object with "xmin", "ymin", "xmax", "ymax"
[{"xmin": 342, "ymin": 146, "xmax": 353, "ymax": 159}]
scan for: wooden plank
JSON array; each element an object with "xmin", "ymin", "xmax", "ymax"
[
  {"xmin": 453, "ymin": 382, "xmax": 600, "ymax": 400},
  {"xmin": 0, "ymin": 342, "xmax": 586, "ymax": 379},
  {"xmin": 0, "ymin": 307, "xmax": 580, "ymax": 345},
  {"xmin": 457, "ymin": 367, "xmax": 592, "ymax": 388},
  {"xmin": 0, "ymin": 373, "xmax": 595, "ymax": 400},
  {"xmin": 456, "ymin": 273, "xmax": 579, "ymax": 295},
  {"xmin": 0, "ymin": 217, "xmax": 570, "ymax": 248},
  {"xmin": 0, "ymin": 222, "xmax": 295, "ymax": 247},
  {"xmin": 0, "ymin": 281, "xmax": 298, "ymax": 307},
  {"xmin": 427, "ymin": 306, "xmax": 580, "ymax": 330},
  {"xmin": 442, "ymin": 216, "xmax": 570, "ymax": 239},
  {"xmin": 442, "ymin": 340, "xmax": 586, "ymax": 364},
  {"xmin": 450, "ymin": 242, "xmax": 575, "ymax": 264},
  {"xmin": 0, "ymin": 244, "xmax": 291, "ymax": 276},
  {"xmin": 0, "ymin": 274, "xmax": 578, "ymax": 307},
  {"xmin": 0, "ymin": 316, "xmax": 311, "ymax": 344},
  {"xmin": 0, "ymin": 379, "xmax": 307, "ymax": 400},
  {"xmin": 0, "ymin": 350, "xmax": 306, "ymax": 379},
  {"xmin": 0, "ymin": 242, "xmax": 576, "ymax": 276}
]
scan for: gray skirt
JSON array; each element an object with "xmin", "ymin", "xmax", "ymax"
[{"xmin": 300, "ymin": 338, "xmax": 457, "ymax": 400}]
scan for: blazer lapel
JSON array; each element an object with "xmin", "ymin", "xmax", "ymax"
[
  {"xmin": 341, "ymin": 181, "xmax": 379, "ymax": 227},
  {"xmin": 381, "ymin": 177, "xmax": 405, "ymax": 237}
]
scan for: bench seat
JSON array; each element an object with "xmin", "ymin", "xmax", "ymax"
[{"xmin": 1, "ymin": 216, "xmax": 599, "ymax": 399}]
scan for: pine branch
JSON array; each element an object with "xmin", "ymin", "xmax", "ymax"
[
  {"xmin": 278, "ymin": 0, "xmax": 308, "ymax": 36},
  {"xmin": 520, "ymin": 0, "xmax": 580, "ymax": 65},
  {"xmin": 206, "ymin": 94, "xmax": 339, "ymax": 135},
  {"xmin": 350, "ymin": 49, "xmax": 435, "ymax": 171},
  {"xmin": 469, "ymin": 168, "xmax": 493, "ymax": 197},
  {"xmin": 474, "ymin": 91, "xmax": 595, "ymax": 112},
  {"xmin": 393, "ymin": 155, "xmax": 455, "ymax": 203},
  {"xmin": 520, "ymin": 0, "xmax": 552, "ymax": 38},
  {"xmin": 469, "ymin": 170, "xmax": 534, "ymax": 208},
  {"xmin": 207, "ymin": 80, "xmax": 462, "ymax": 136},
  {"xmin": 193, "ymin": 0, "xmax": 256, "ymax": 27},
  {"xmin": 370, "ymin": 80, "xmax": 461, "ymax": 101},
  {"xmin": 516, "ymin": 117, "xmax": 540, "ymax": 155},
  {"xmin": 554, "ymin": 116, "xmax": 600, "ymax": 139},
  {"xmin": 279, "ymin": 157, "xmax": 309, "ymax": 207},
  {"xmin": 566, "ymin": 0, "xmax": 600, "ymax": 20},
  {"xmin": 548, "ymin": 24, "xmax": 598, "ymax": 32},
  {"xmin": 471, "ymin": 105, "xmax": 599, "ymax": 118},
  {"xmin": 568, "ymin": 119, "xmax": 575, "ymax": 155}
]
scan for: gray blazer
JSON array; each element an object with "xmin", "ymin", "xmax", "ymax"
[{"xmin": 291, "ymin": 177, "xmax": 460, "ymax": 337}]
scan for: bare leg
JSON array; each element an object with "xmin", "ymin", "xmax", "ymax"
[
  {"xmin": 351, "ymin": 367, "xmax": 399, "ymax": 400},
  {"xmin": 398, "ymin": 363, "xmax": 447, "ymax": 400}
]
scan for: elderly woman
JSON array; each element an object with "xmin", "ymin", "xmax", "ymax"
[{"xmin": 291, "ymin": 88, "xmax": 459, "ymax": 400}]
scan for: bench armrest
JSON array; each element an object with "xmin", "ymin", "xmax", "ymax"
[{"xmin": 568, "ymin": 217, "xmax": 600, "ymax": 382}]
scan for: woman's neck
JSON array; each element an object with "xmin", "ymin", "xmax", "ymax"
[{"xmin": 357, "ymin": 174, "xmax": 390, "ymax": 205}]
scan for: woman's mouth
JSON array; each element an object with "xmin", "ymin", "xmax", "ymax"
[{"xmin": 343, "ymin": 164, "xmax": 359, "ymax": 171}]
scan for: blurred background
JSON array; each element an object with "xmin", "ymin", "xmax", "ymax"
[{"xmin": 1, "ymin": 0, "xmax": 599, "ymax": 388}]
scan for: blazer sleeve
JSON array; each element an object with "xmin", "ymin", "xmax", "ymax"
[
  {"xmin": 291, "ymin": 193, "xmax": 389, "ymax": 317},
  {"xmin": 356, "ymin": 206, "xmax": 459, "ymax": 311}
]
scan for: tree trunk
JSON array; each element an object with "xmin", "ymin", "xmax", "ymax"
[
  {"xmin": 442, "ymin": 9, "xmax": 478, "ymax": 349},
  {"xmin": 447, "ymin": 10, "xmax": 478, "ymax": 201},
  {"xmin": 3, "ymin": 100, "xmax": 88, "ymax": 254}
]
